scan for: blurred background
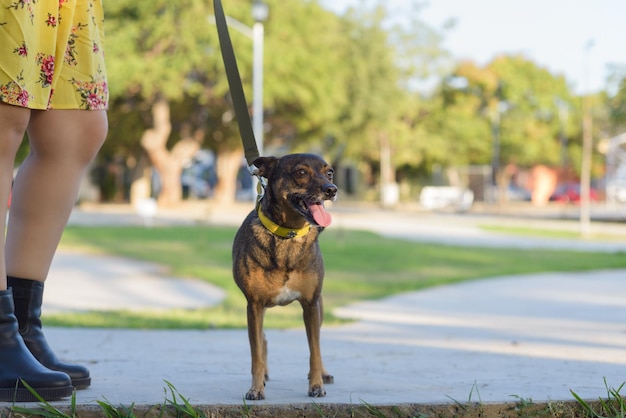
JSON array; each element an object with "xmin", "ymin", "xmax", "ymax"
[{"xmin": 18, "ymin": 0, "xmax": 626, "ymax": 220}]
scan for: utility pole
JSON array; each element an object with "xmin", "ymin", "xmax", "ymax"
[{"xmin": 580, "ymin": 40, "xmax": 594, "ymax": 237}]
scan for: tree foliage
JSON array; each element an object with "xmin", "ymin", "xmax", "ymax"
[
  {"xmin": 609, "ymin": 67, "xmax": 626, "ymax": 132},
  {"xmin": 96, "ymin": 0, "xmax": 618, "ymax": 205},
  {"xmin": 432, "ymin": 56, "xmax": 581, "ymax": 174}
]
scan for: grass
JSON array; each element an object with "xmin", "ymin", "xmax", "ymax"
[
  {"xmin": 480, "ymin": 224, "xmax": 626, "ymax": 240},
  {"xmin": 571, "ymin": 378, "xmax": 626, "ymax": 418},
  {"xmin": 46, "ymin": 224, "xmax": 626, "ymax": 330}
]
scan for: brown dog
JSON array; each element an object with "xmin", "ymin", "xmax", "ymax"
[{"xmin": 232, "ymin": 153, "xmax": 337, "ymax": 400}]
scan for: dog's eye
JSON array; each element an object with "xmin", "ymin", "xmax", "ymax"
[{"xmin": 295, "ymin": 169, "xmax": 307, "ymax": 178}]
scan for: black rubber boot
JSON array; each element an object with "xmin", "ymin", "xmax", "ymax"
[
  {"xmin": 0, "ymin": 288, "xmax": 73, "ymax": 402},
  {"xmin": 8, "ymin": 277, "xmax": 91, "ymax": 389}
]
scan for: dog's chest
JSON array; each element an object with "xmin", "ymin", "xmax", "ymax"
[{"xmin": 272, "ymin": 285, "xmax": 302, "ymax": 306}]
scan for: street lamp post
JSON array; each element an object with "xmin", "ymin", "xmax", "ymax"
[
  {"xmin": 580, "ymin": 40, "xmax": 594, "ymax": 237},
  {"xmin": 209, "ymin": 1, "xmax": 267, "ymax": 155},
  {"xmin": 555, "ymin": 98, "xmax": 569, "ymax": 167},
  {"xmin": 252, "ymin": 1, "xmax": 268, "ymax": 156},
  {"xmin": 490, "ymin": 82, "xmax": 507, "ymax": 189}
]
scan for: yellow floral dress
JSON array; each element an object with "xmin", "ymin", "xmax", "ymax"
[{"xmin": 0, "ymin": 0, "xmax": 108, "ymax": 110}]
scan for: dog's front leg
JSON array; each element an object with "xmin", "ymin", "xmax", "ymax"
[
  {"xmin": 318, "ymin": 296, "xmax": 334, "ymax": 384},
  {"xmin": 246, "ymin": 303, "xmax": 267, "ymax": 400},
  {"xmin": 302, "ymin": 298, "xmax": 327, "ymax": 397}
]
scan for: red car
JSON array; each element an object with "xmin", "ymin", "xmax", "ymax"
[{"xmin": 551, "ymin": 182, "xmax": 598, "ymax": 203}]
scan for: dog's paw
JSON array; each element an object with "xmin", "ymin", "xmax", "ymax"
[
  {"xmin": 308, "ymin": 384, "xmax": 326, "ymax": 398},
  {"xmin": 322, "ymin": 373, "xmax": 334, "ymax": 384},
  {"xmin": 245, "ymin": 388, "xmax": 265, "ymax": 401}
]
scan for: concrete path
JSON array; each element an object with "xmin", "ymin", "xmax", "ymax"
[
  {"xmin": 40, "ymin": 269, "xmax": 625, "ymax": 407},
  {"xmin": 46, "ymin": 251, "xmax": 225, "ymax": 313},
  {"xmin": 3, "ymin": 203, "xmax": 625, "ymax": 408}
]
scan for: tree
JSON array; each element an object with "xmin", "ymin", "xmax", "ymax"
[
  {"xmin": 104, "ymin": 0, "xmax": 233, "ymax": 206},
  {"xmin": 429, "ymin": 55, "xmax": 580, "ymax": 195},
  {"xmin": 101, "ymin": 0, "xmax": 448, "ymax": 205},
  {"xmin": 327, "ymin": 1, "xmax": 448, "ymax": 203},
  {"xmin": 609, "ymin": 67, "xmax": 626, "ymax": 131},
  {"xmin": 104, "ymin": 0, "xmax": 354, "ymax": 205}
]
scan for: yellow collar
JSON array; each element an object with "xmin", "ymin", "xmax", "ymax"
[{"xmin": 257, "ymin": 207, "xmax": 311, "ymax": 238}]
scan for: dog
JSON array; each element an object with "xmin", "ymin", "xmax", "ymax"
[{"xmin": 232, "ymin": 153, "xmax": 337, "ymax": 400}]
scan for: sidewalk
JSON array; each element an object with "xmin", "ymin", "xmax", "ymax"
[
  {"xmin": 40, "ymin": 269, "xmax": 626, "ymax": 409},
  {"xmin": 3, "ymin": 203, "xmax": 625, "ymax": 413}
]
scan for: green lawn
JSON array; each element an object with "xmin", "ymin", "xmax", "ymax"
[{"xmin": 49, "ymin": 224, "xmax": 626, "ymax": 329}]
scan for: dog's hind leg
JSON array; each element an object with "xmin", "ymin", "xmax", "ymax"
[{"xmin": 245, "ymin": 303, "xmax": 267, "ymax": 400}]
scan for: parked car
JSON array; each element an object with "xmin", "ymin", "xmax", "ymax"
[
  {"xmin": 550, "ymin": 182, "xmax": 598, "ymax": 203},
  {"xmin": 419, "ymin": 186, "xmax": 474, "ymax": 212}
]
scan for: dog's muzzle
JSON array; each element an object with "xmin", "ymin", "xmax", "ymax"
[{"xmin": 323, "ymin": 183, "xmax": 338, "ymax": 201}]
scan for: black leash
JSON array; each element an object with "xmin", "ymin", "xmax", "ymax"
[{"xmin": 213, "ymin": 0, "xmax": 260, "ymax": 171}]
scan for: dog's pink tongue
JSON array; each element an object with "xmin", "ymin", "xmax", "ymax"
[{"xmin": 308, "ymin": 202, "xmax": 332, "ymax": 227}]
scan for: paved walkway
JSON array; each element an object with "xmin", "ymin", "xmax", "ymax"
[
  {"xmin": 41, "ymin": 269, "xmax": 626, "ymax": 407},
  {"xmin": 5, "ymin": 203, "xmax": 626, "ymax": 408},
  {"xmin": 46, "ymin": 251, "xmax": 225, "ymax": 313}
]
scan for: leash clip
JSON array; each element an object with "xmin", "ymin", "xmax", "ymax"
[{"xmin": 251, "ymin": 167, "xmax": 267, "ymax": 208}]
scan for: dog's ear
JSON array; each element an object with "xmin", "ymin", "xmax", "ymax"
[{"xmin": 253, "ymin": 156, "xmax": 279, "ymax": 178}]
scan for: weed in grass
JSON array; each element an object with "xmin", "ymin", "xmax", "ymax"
[
  {"xmin": 9, "ymin": 380, "xmax": 76, "ymax": 418},
  {"xmin": 445, "ymin": 380, "xmax": 484, "ymax": 413},
  {"xmin": 510, "ymin": 394, "xmax": 533, "ymax": 406},
  {"xmin": 311, "ymin": 401, "xmax": 328, "ymax": 418},
  {"xmin": 360, "ymin": 400, "xmax": 425, "ymax": 418},
  {"xmin": 359, "ymin": 400, "xmax": 387, "ymax": 418},
  {"xmin": 163, "ymin": 380, "xmax": 207, "ymax": 418},
  {"xmin": 509, "ymin": 394, "xmax": 537, "ymax": 417},
  {"xmin": 96, "ymin": 398, "xmax": 140, "ymax": 418},
  {"xmin": 546, "ymin": 400, "xmax": 575, "ymax": 418},
  {"xmin": 240, "ymin": 397, "xmax": 252, "ymax": 418},
  {"xmin": 570, "ymin": 378, "xmax": 626, "ymax": 418}
]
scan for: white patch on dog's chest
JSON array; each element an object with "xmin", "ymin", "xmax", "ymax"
[{"xmin": 273, "ymin": 285, "xmax": 301, "ymax": 305}]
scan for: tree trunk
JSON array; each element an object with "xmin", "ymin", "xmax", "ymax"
[
  {"xmin": 213, "ymin": 147, "xmax": 244, "ymax": 205},
  {"xmin": 140, "ymin": 98, "xmax": 174, "ymax": 205},
  {"xmin": 379, "ymin": 131, "xmax": 398, "ymax": 207},
  {"xmin": 140, "ymin": 98, "xmax": 202, "ymax": 207}
]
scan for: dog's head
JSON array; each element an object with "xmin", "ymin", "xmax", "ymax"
[{"xmin": 253, "ymin": 154, "xmax": 337, "ymax": 227}]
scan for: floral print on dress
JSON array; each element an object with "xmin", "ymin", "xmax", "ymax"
[
  {"xmin": 0, "ymin": 0, "xmax": 108, "ymax": 110},
  {"xmin": 13, "ymin": 42, "xmax": 28, "ymax": 57},
  {"xmin": 6, "ymin": 0, "xmax": 38, "ymax": 25},
  {"xmin": 71, "ymin": 71, "xmax": 108, "ymax": 110},
  {"xmin": 45, "ymin": 13, "xmax": 58, "ymax": 27},
  {"xmin": 64, "ymin": 23, "xmax": 87, "ymax": 66},
  {"xmin": 0, "ymin": 71, "xmax": 31, "ymax": 107},
  {"xmin": 35, "ymin": 53, "xmax": 55, "ymax": 87}
]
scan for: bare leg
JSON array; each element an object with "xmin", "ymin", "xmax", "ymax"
[
  {"xmin": 6, "ymin": 109, "xmax": 107, "ymax": 281},
  {"xmin": 0, "ymin": 103, "xmax": 31, "ymax": 290},
  {"xmin": 4, "ymin": 109, "xmax": 107, "ymax": 390},
  {"xmin": 0, "ymin": 104, "xmax": 74, "ymax": 401}
]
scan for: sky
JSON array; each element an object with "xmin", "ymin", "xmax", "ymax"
[{"xmin": 322, "ymin": 0, "xmax": 626, "ymax": 94}]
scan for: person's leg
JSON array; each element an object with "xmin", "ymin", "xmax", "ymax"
[
  {"xmin": 6, "ymin": 109, "xmax": 108, "ymax": 278},
  {"xmin": 6, "ymin": 108, "xmax": 108, "ymax": 390},
  {"xmin": 0, "ymin": 103, "xmax": 73, "ymax": 402},
  {"xmin": 0, "ymin": 103, "xmax": 30, "ymax": 290}
]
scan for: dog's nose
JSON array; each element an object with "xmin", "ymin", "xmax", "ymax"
[{"xmin": 323, "ymin": 183, "xmax": 338, "ymax": 199}]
